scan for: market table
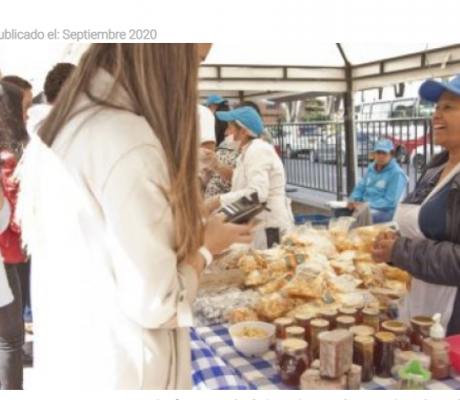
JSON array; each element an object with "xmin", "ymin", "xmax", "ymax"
[{"xmin": 191, "ymin": 325, "xmax": 460, "ymax": 390}]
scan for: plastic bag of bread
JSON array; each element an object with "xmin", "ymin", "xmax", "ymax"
[
  {"xmin": 254, "ymin": 293, "xmax": 291, "ymax": 321},
  {"xmin": 237, "ymin": 254, "xmax": 260, "ymax": 273},
  {"xmin": 257, "ymin": 273, "xmax": 293, "ymax": 295},
  {"xmin": 209, "ymin": 245, "xmax": 251, "ymax": 272},
  {"xmin": 244, "ymin": 269, "xmax": 270, "ymax": 287},
  {"xmin": 354, "ymin": 225, "xmax": 393, "ymax": 252},
  {"xmin": 381, "ymin": 264, "xmax": 411, "ymax": 285},
  {"xmin": 227, "ymin": 307, "xmax": 259, "ymax": 324},
  {"xmin": 329, "ymin": 250, "xmax": 358, "ymax": 274},
  {"xmin": 354, "ymin": 260, "xmax": 385, "ymax": 288}
]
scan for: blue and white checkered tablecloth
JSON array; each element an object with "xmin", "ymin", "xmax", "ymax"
[
  {"xmin": 191, "ymin": 325, "xmax": 460, "ymax": 390},
  {"xmin": 191, "ymin": 328, "xmax": 253, "ymax": 390}
]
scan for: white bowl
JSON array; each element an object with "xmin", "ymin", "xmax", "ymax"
[{"xmin": 229, "ymin": 321, "xmax": 275, "ymax": 357}]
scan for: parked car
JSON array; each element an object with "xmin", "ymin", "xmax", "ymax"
[
  {"xmin": 315, "ymin": 132, "xmax": 377, "ymax": 165},
  {"xmin": 355, "ymin": 97, "xmax": 435, "ymax": 163},
  {"xmin": 275, "ymin": 124, "xmax": 322, "ymax": 160}
]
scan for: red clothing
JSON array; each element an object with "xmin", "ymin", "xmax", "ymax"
[{"xmin": 0, "ymin": 150, "xmax": 26, "ymax": 264}]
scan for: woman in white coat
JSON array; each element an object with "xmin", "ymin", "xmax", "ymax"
[
  {"xmin": 207, "ymin": 107, "xmax": 294, "ymax": 249},
  {"xmin": 17, "ymin": 44, "xmax": 252, "ymax": 389}
]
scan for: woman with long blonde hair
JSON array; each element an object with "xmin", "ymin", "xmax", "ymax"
[{"xmin": 18, "ymin": 44, "xmax": 252, "ymax": 389}]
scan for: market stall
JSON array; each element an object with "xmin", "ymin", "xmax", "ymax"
[{"xmin": 191, "ymin": 218, "xmax": 460, "ymax": 390}]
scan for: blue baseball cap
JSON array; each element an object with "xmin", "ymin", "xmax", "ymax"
[
  {"xmin": 205, "ymin": 94, "xmax": 227, "ymax": 107},
  {"xmin": 374, "ymin": 139, "xmax": 394, "ymax": 153},
  {"xmin": 419, "ymin": 75, "xmax": 460, "ymax": 103},
  {"xmin": 216, "ymin": 107, "xmax": 265, "ymax": 137}
]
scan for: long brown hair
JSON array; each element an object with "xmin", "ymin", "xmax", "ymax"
[{"xmin": 39, "ymin": 44, "xmax": 203, "ymax": 261}]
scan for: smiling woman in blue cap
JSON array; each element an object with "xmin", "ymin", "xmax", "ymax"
[
  {"xmin": 207, "ymin": 106, "xmax": 294, "ymax": 249},
  {"xmin": 348, "ymin": 138, "xmax": 408, "ymax": 223},
  {"xmin": 373, "ymin": 75, "xmax": 460, "ymax": 335}
]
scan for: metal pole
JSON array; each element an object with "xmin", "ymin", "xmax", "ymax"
[{"xmin": 337, "ymin": 44, "xmax": 357, "ymax": 198}]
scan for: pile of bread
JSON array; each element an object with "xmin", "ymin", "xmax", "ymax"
[{"xmin": 228, "ymin": 224, "xmax": 410, "ymax": 324}]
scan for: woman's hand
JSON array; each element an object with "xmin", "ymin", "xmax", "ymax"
[
  {"xmin": 204, "ymin": 214, "xmax": 253, "ymax": 256},
  {"xmin": 347, "ymin": 201, "xmax": 359, "ymax": 211},
  {"xmin": 205, "ymin": 196, "xmax": 221, "ymax": 215},
  {"xmin": 372, "ymin": 237, "xmax": 397, "ymax": 263}
]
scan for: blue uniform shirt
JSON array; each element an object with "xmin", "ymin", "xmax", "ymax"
[{"xmin": 350, "ymin": 159, "xmax": 408, "ymax": 213}]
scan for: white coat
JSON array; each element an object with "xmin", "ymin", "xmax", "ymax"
[
  {"xmin": 17, "ymin": 70, "xmax": 199, "ymax": 389},
  {"xmin": 220, "ymin": 139, "xmax": 293, "ymax": 248}
]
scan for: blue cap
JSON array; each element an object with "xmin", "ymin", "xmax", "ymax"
[
  {"xmin": 374, "ymin": 139, "xmax": 394, "ymax": 153},
  {"xmin": 205, "ymin": 94, "xmax": 227, "ymax": 107},
  {"xmin": 216, "ymin": 107, "xmax": 265, "ymax": 137},
  {"xmin": 419, "ymin": 75, "xmax": 460, "ymax": 103}
]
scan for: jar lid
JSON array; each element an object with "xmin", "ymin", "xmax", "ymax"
[
  {"xmin": 295, "ymin": 312, "xmax": 315, "ymax": 322},
  {"xmin": 363, "ymin": 307, "xmax": 380, "ymax": 316},
  {"xmin": 320, "ymin": 309, "xmax": 338, "ymax": 317},
  {"xmin": 382, "ymin": 320, "xmax": 407, "ymax": 334},
  {"xmin": 311, "ymin": 318, "xmax": 330, "ymax": 328},
  {"xmin": 339, "ymin": 307, "xmax": 357, "ymax": 315},
  {"xmin": 367, "ymin": 301, "xmax": 380, "ymax": 309},
  {"xmin": 286, "ymin": 326, "xmax": 305, "ymax": 335},
  {"xmin": 337, "ymin": 316, "xmax": 356, "ymax": 325},
  {"xmin": 344, "ymin": 300, "xmax": 364, "ymax": 310},
  {"xmin": 282, "ymin": 338, "xmax": 308, "ymax": 351},
  {"xmin": 354, "ymin": 335, "xmax": 375, "ymax": 345},
  {"xmin": 410, "ymin": 316, "xmax": 433, "ymax": 328},
  {"xmin": 274, "ymin": 317, "xmax": 294, "ymax": 327},
  {"xmin": 349, "ymin": 325, "xmax": 375, "ymax": 337},
  {"xmin": 375, "ymin": 332, "xmax": 396, "ymax": 343}
]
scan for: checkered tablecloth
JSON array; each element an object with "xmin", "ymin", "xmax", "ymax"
[{"xmin": 191, "ymin": 324, "xmax": 460, "ymax": 390}]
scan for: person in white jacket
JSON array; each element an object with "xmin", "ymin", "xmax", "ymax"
[
  {"xmin": 17, "ymin": 44, "xmax": 252, "ymax": 390},
  {"xmin": 207, "ymin": 107, "xmax": 294, "ymax": 249}
]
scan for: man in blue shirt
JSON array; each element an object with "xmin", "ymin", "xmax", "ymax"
[{"xmin": 348, "ymin": 139, "xmax": 408, "ymax": 223}]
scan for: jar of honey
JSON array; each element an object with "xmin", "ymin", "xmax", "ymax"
[
  {"xmin": 274, "ymin": 317, "xmax": 294, "ymax": 354},
  {"xmin": 279, "ymin": 339, "xmax": 309, "ymax": 387},
  {"xmin": 310, "ymin": 319, "xmax": 330, "ymax": 360},
  {"xmin": 286, "ymin": 326, "xmax": 305, "ymax": 341},
  {"xmin": 320, "ymin": 309, "xmax": 338, "ymax": 330},
  {"xmin": 410, "ymin": 316, "xmax": 433, "ymax": 353},
  {"xmin": 349, "ymin": 325, "xmax": 375, "ymax": 338},
  {"xmin": 295, "ymin": 312, "xmax": 315, "ymax": 343},
  {"xmin": 363, "ymin": 308, "xmax": 380, "ymax": 333},
  {"xmin": 375, "ymin": 332, "xmax": 396, "ymax": 378},
  {"xmin": 382, "ymin": 320, "xmax": 410, "ymax": 352},
  {"xmin": 354, "ymin": 335, "xmax": 375, "ymax": 382},
  {"xmin": 337, "ymin": 315, "xmax": 356, "ymax": 330}
]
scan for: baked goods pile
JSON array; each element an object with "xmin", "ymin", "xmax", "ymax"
[{"xmin": 226, "ymin": 221, "xmax": 410, "ymax": 324}]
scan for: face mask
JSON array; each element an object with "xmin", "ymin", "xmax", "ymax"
[{"xmin": 223, "ymin": 134, "xmax": 240, "ymax": 151}]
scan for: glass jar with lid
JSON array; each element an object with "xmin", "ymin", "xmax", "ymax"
[
  {"xmin": 354, "ymin": 335, "xmax": 375, "ymax": 382},
  {"xmin": 279, "ymin": 339, "xmax": 310, "ymax": 387},
  {"xmin": 295, "ymin": 312, "xmax": 315, "ymax": 343},
  {"xmin": 363, "ymin": 307, "xmax": 380, "ymax": 332},
  {"xmin": 337, "ymin": 315, "xmax": 356, "ymax": 330},
  {"xmin": 374, "ymin": 332, "xmax": 396, "ymax": 378},
  {"xmin": 349, "ymin": 325, "xmax": 375, "ymax": 338},
  {"xmin": 310, "ymin": 318, "xmax": 330, "ymax": 360},
  {"xmin": 410, "ymin": 316, "xmax": 433, "ymax": 352},
  {"xmin": 320, "ymin": 309, "xmax": 338, "ymax": 330},
  {"xmin": 286, "ymin": 326, "xmax": 305, "ymax": 341},
  {"xmin": 338, "ymin": 307, "xmax": 358, "ymax": 320},
  {"xmin": 382, "ymin": 320, "xmax": 410, "ymax": 352},
  {"xmin": 274, "ymin": 317, "xmax": 294, "ymax": 353}
]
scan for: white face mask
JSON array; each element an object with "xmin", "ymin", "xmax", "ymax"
[{"xmin": 223, "ymin": 134, "xmax": 240, "ymax": 151}]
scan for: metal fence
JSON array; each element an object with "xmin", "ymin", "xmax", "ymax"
[{"xmin": 268, "ymin": 118, "xmax": 436, "ymax": 199}]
